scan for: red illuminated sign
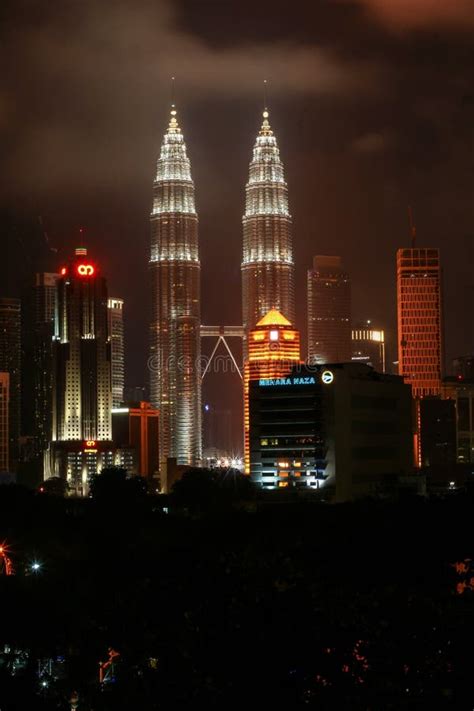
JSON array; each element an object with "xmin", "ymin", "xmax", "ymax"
[
  {"xmin": 77, "ymin": 264, "xmax": 95, "ymax": 277},
  {"xmin": 85, "ymin": 440, "xmax": 96, "ymax": 448}
]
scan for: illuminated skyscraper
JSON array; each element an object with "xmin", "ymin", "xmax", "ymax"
[
  {"xmin": 242, "ymin": 110, "xmax": 294, "ymax": 353},
  {"xmin": 108, "ymin": 297, "xmax": 125, "ymax": 407},
  {"xmin": 149, "ymin": 106, "xmax": 201, "ymax": 465},
  {"xmin": 243, "ymin": 309, "xmax": 301, "ymax": 472},
  {"xmin": 0, "ymin": 297, "xmax": 20, "ymax": 470},
  {"xmin": 47, "ymin": 248, "xmax": 112, "ymax": 493},
  {"xmin": 307, "ymin": 256, "xmax": 351, "ymax": 364},
  {"xmin": 397, "ymin": 248, "xmax": 443, "ymax": 397}
]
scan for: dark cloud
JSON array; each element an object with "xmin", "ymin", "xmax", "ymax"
[
  {"xmin": 0, "ymin": 0, "xmax": 379, "ymax": 195},
  {"xmin": 353, "ymin": 0, "xmax": 474, "ymax": 30}
]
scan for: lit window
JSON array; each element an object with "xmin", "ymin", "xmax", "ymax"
[{"xmin": 269, "ymin": 330, "xmax": 279, "ymax": 341}]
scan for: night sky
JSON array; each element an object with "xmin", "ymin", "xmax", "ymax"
[{"xmin": 2, "ymin": 0, "xmax": 474, "ymax": 450}]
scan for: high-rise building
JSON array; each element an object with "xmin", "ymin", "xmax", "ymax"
[
  {"xmin": 108, "ymin": 297, "xmax": 125, "ymax": 407},
  {"xmin": 22, "ymin": 273, "xmax": 58, "ymax": 455},
  {"xmin": 249, "ymin": 363, "xmax": 415, "ymax": 501},
  {"xmin": 0, "ymin": 298, "xmax": 21, "ymax": 470},
  {"xmin": 149, "ymin": 106, "xmax": 201, "ymax": 466},
  {"xmin": 46, "ymin": 248, "xmax": 112, "ymax": 494},
  {"xmin": 442, "ymin": 377, "xmax": 474, "ymax": 465},
  {"xmin": 242, "ymin": 110, "xmax": 294, "ymax": 354},
  {"xmin": 352, "ymin": 321, "xmax": 386, "ymax": 372},
  {"xmin": 243, "ymin": 309, "xmax": 301, "ymax": 473},
  {"xmin": 397, "ymin": 248, "xmax": 443, "ymax": 397},
  {"xmin": 0, "ymin": 373, "xmax": 9, "ymax": 472},
  {"xmin": 307, "ymin": 256, "xmax": 351, "ymax": 365},
  {"xmin": 112, "ymin": 401, "xmax": 159, "ymax": 480}
]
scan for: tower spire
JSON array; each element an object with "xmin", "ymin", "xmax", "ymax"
[{"xmin": 242, "ymin": 105, "xmax": 295, "ymax": 354}]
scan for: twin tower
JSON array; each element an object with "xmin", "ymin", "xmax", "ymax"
[{"xmin": 149, "ymin": 106, "xmax": 294, "ymax": 465}]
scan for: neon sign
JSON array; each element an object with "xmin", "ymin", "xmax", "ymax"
[
  {"xmin": 259, "ymin": 376, "xmax": 317, "ymax": 387},
  {"xmin": 84, "ymin": 439, "xmax": 97, "ymax": 452},
  {"xmin": 77, "ymin": 264, "xmax": 95, "ymax": 277},
  {"xmin": 321, "ymin": 370, "xmax": 334, "ymax": 384}
]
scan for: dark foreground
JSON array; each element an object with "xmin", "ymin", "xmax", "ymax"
[{"xmin": 0, "ymin": 485, "xmax": 473, "ymax": 709}]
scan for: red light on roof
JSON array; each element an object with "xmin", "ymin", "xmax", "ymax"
[{"xmin": 77, "ymin": 263, "xmax": 95, "ymax": 277}]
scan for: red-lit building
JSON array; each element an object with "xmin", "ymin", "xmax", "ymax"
[
  {"xmin": 397, "ymin": 247, "xmax": 443, "ymax": 398},
  {"xmin": 112, "ymin": 402, "xmax": 159, "ymax": 480},
  {"xmin": 244, "ymin": 309, "xmax": 301, "ymax": 473}
]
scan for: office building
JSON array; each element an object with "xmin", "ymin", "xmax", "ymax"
[
  {"xmin": 0, "ymin": 373, "xmax": 9, "ymax": 471},
  {"xmin": 46, "ymin": 248, "xmax": 112, "ymax": 494},
  {"xmin": 419, "ymin": 397, "xmax": 457, "ymax": 469},
  {"xmin": 244, "ymin": 308, "xmax": 301, "ymax": 473},
  {"xmin": 352, "ymin": 321, "xmax": 386, "ymax": 372},
  {"xmin": 149, "ymin": 106, "xmax": 201, "ymax": 466},
  {"xmin": 249, "ymin": 363, "xmax": 415, "ymax": 501},
  {"xmin": 442, "ymin": 377, "xmax": 474, "ymax": 465},
  {"xmin": 0, "ymin": 297, "xmax": 21, "ymax": 470},
  {"xmin": 397, "ymin": 247, "xmax": 443, "ymax": 397},
  {"xmin": 22, "ymin": 272, "xmax": 58, "ymax": 455},
  {"xmin": 307, "ymin": 256, "xmax": 351, "ymax": 364},
  {"xmin": 112, "ymin": 401, "xmax": 159, "ymax": 480},
  {"xmin": 108, "ymin": 297, "xmax": 125, "ymax": 407},
  {"xmin": 242, "ymin": 110, "xmax": 294, "ymax": 354}
]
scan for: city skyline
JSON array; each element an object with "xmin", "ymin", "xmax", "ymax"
[{"xmin": 2, "ymin": 0, "xmax": 473, "ymax": 397}]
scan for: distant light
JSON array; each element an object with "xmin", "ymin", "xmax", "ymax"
[
  {"xmin": 60, "ymin": 267, "xmax": 67, "ymax": 276},
  {"xmin": 31, "ymin": 561, "xmax": 41, "ymax": 572},
  {"xmin": 41, "ymin": 681, "xmax": 48, "ymax": 688},
  {"xmin": 269, "ymin": 330, "xmax": 279, "ymax": 342},
  {"xmin": 204, "ymin": 404, "xmax": 210, "ymax": 412}
]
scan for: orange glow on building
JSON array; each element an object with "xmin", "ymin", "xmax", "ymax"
[
  {"xmin": 397, "ymin": 248, "xmax": 443, "ymax": 398},
  {"xmin": 244, "ymin": 309, "xmax": 301, "ymax": 473}
]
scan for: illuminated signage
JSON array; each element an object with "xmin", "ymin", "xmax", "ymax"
[
  {"xmin": 84, "ymin": 439, "xmax": 97, "ymax": 452},
  {"xmin": 259, "ymin": 371, "xmax": 335, "ymax": 387},
  {"xmin": 60, "ymin": 267, "xmax": 67, "ymax": 276},
  {"xmin": 77, "ymin": 264, "xmax": 95, "ymax": 277},
  {"xmin": 259, "ymin": 376, "xmax": 317, "ymax": 387}
]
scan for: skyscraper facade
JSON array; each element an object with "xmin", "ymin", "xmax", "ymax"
[
  {"xmin": 22, "ymin": 273, "xmax": 58, "ymax": 455},
  {"xmin": 307, "ymin": 256, "xmax": 352, "ymax": 364},
  {"xmin": 242, "ymin": 110, "xmax": 294, "ymax": 353},
  {"xmin": 0, "ymin": 297, "xmax": 21, "ymax": 470},
  {"xmin": 45, "ymin": 248, "xmax": 113, "ymax": 493},
  {"xmin": 243, "ymin": 309, "xmax": 301, "ymax": 473},
  {"xmin": 51, "ymin": 248, "xmax": 112, "ymax": 443},
  {"xmin": 108, "ymin": 297, "xmax": 125, "ymax": 407},
  {"xmin": 0, "ymin": 373, "xmax": 9, "ymax": 472},
  {"xmin": 397, "ymin": 248, "xmax": 443, "ymax": 397},
  {"xmin": 149, "ymin": 107, "xmax": 201, "ymax": 466}
]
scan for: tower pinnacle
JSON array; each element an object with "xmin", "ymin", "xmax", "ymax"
[
  {"xmin": 167, "ymin": 105, "xmax": 181, "ymax": 134},
  {"xmin": 259, "ymin": 110, "xmax": 273, "ymax": 136}
]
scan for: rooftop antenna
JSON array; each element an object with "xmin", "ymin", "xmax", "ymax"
[
  {"xmin": 263, "ymin": 78, "xmax": 268, "ymax": 111},
  {"xmin": 171, "ymin": 75, "xmax": 175, "ymax": 107},
  {"xmin": 408, "ymin": 206, "xmax": 416, "ymax": 248}
]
